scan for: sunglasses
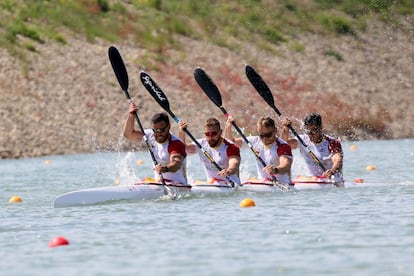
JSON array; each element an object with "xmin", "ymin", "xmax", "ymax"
[
  {"xmin": 204, "ymin": 131, "xmax": 218, "ymax": 137},
  {"xmin": 258, "ymin": 131, "xmax": 274, "ymax": 139},
  {"xmin": 152, "ymin": 126, "xmax": 168, "ymax": 133},
  {"xmin": 304, "ymin": 128, "xmax": 321, "ymax": 135}
]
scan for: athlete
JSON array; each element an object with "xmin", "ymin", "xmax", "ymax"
[
  {"xmin": 224, "ymin": 116, "xmax": 292, "ymax": 185},
  {"xmin": 280, "ymin": 113, "xmax": 343, "ymax": 183},
  {"xmin": 178, "ymin": 117, "xmax": 241, "ymax": 186},
  {"xmin": 123, "ymin": 102, "xmax": 187, "ymax": 184}
]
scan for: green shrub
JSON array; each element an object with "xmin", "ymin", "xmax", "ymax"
[
  {"xmin": 324, "ymin": 49, "xmax": 344, "ymax": 61},
  {"xmin": 317, "ymin": 13, "xmax": 355, "ymax": 35},
  {"xmin": 6, "ymin": 23, "xmax": 44, "ymax": 43},
  {"xmin": 289, "ymin": 42, "xmax": 305, "ymax": 52},
  {"xmin": 97, "ymin": 0, "xmax": 110, "ymax": 12},
  {"xmin": 1, "ymin": 0, "xmax": 412, "ymax": 61}
]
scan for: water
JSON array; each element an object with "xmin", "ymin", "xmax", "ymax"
[{"xmin": 1, "ymin": 139, "xmax": 413, "ymax": 275}]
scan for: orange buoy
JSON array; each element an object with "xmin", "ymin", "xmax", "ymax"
[
  {"xmin": 9, "ymin": 196, "xmax": 22, "ymax": 203},
  {"xmin": 49, "ymin": 236, "xmax": 70, "ymax": 248},
  {"xmin": 354, "ymin": 178, "xmax": 364, "ymax": 184},
  {"xmin": 366, "ymin": 165, "xmax": 376, "ymax": 171},
  {"xmin": 240, "ymin": 198, "xmax": 256, "ymax": 208},
  {"xmin": 136, "ymin": 160, "xmax": 144, "ymax": 165},
  {"xmin": 44, "ymin": 159, "xmax": 51, "ymax": 165},
  {"xmin": 350, "ymin": 145, "xmax": 358, "ymax": 151},
  {"xmin": 114, "ymin": 179, "xmax": 120, "ymax": 185}
]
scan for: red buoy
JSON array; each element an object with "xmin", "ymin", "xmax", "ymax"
[{"xmin": 49, "ymin": 236, "xmax": 70, "ymax": 248}]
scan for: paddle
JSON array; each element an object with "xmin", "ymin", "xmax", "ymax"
[
  {"xmin": 107, "ymin": 46, "xmax": 173, "ymax": 196},
  {"xmin": 139, "ymin": 70, "xmax": 236, "ymax": 188},
  {"xmin": 194, "ymin": 68, "xmax": 288, "ymax": 191},
  {"xmin": 245, "ymin": 65, "xmax": 327, "ymax": 172}
]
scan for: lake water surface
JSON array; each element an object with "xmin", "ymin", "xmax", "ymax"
[{"xmin": 1, "ymin": 139, "xmax": 413, "ymax": 275}]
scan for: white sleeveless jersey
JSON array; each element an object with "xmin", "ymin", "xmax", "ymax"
[
  {"xmin": 194, "ymin": 137, "xmax": 241, "ymax": 186},
  {"xmin": 144, "ymin": 129, "xmax": 187, "ymax": 185},
  {"xmin": 245, "ymin": 136, "xmax": 292, "ymax": 185},
  {"xmin": 297, "ymin": 134, "xmax": 343, "ymax": 182}
]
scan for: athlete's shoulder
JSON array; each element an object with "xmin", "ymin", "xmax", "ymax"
[
  {"xmin": 168, "ymin": 135, "xmax": 187, "ymax": 157},
  {"xmin": 276, "ymin": 137, "xmax": 289, "ymax": 145},
  {"xmin": 324, "ymin": 135, "xmax": 342, "ymax": 153},
  {"xmin": 276, "ymin": 137, "xmax": 293, "ymax": 156},
  {"xmin": 224, "ymin": 138, "xmax": 240, "ymax": 156},
  {"xmin": 223, "ymin": 138, "xmax": 237, "ymax": 146},
  {"xmin": 170, "ymin": 134, "xmax": 185, "ymax": 144}
]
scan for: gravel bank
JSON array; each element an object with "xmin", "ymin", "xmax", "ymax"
[{"xmin": 1, "ymin": 18, "xmax": 413, "ymax": 159}]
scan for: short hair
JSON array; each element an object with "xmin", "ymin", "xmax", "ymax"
[
  {"xmin": 257, "ymin": 117, "xmax": 275, "ymax": 129},
  {"xmin": 304, "ymin": 113, "xmax": 322, "ymax": 127},
  {"xmin": 151, "ymin": 112, "xmax": 170, "ymax": 125},
  {"xmin": 205, "ymin": 117, "xmax": 221, "ymax": 130}
]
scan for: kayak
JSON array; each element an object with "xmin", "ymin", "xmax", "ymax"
[
  {"xmin": 53, "ymin": 180, "xmax": 191, "ymax": 208},
  {"xmin": 241, "ymin": 179, "xmax": 291, "ymax": 192},
  {"xmin": 291, "ymin": 175, "xmax": 344, "ymax": 190},
  {"xmin": 241, "ymin": 176, "xmax": 350, "ymax": 192},
  {"xmin": 53, "ymin": 176, "xmax": 362, "ymax": 208},
  {"xmin": 191, "ymin": 179, "xmax": 237, "ymax": 194},
  {"xmin": 53, "ymin": 178, "xmax": 236, "ymax": 208}
]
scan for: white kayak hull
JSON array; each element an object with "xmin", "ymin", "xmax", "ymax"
[
  {"xmin": 54, "ymin": 176, "xmax": 363, "ymax": 208},
  {"xmin": 190, "ymin": 179, "xmax": 238, "ymax": 195},
  {"xmin": 241, "ymin": 176, "xmax": 349, "ymax": 192},
  {"xmin": 54, "ymin": 182, "xmax": 191, "ymax": 208},
  {"xmin": 54, "ymin": 180, "xmax": 236, "ymax": 208},
  {"xmin": 191, "ymin": 184, "xmax": 236, "ymax": 194},
  {"xmin": 241, "ymin": 181, "xmax": 289, "ymax": 192},
  {"xmin": 291, "ymin": 176, "xmax": 344, "ymax": 190}
]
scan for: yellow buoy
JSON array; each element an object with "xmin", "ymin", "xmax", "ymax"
[
  {"xmin": 240, "ymin": 198, "xmax": 256, "ymax": 208},
  {"xmin": 114, "ymin": 179, "xmax": 120, "ymax": 185},
  {"xmin": 9, "ymin": 196, "xmax": 22, "ymax": 203},
  {"xmin": 44, "ymin": 160, "xmax": 51, "ymax": 165},
  {"xmin": 350, "ymin": 145, "xmax": 358, "ymax": 151},
  {"xmin": 366, "ymin": 165, "xmax": 376, "ymax": 171},
  {"xmin": 136, "ymin": 160, "xmax": 144, "ymax": 165}
]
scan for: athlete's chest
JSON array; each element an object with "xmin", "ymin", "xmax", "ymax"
[{"xmin": 307, "ymin": 140, "xmax": 331, "ymax": 157}]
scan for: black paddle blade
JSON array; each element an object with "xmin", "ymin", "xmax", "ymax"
[
  {"xmin": 245, "ymin": 65, "xmax": 280, "ymax": 113},
  {"xmin": 108, "ymin": 46, "xmax": 129, "ymax": 93},
  {"xmin": 140, "ymin": 71, "xmax": 171, "ymax": 112},
  {"xmin": 194, "ymin": 68, "xmax": 223, "ymax": 108}
]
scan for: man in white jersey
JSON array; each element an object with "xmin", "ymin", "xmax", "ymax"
[
  {"xmin": 178, "ymin": 118, "xmax": 241, "ymax": 186},
  {"xmin": 224, "ymin": 116, "xmax": 293, "ymax": 185},
  {"xmin": 281, "ymin": 113, "xmax": 343, "ymax": 183},
  {"xmin": 123, "ymin": 102, "xmax": 187, "ymax": 185}
]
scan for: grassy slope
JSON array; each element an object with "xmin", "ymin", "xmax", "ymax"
[{"xmin": 2, "ymin": 0, "xmax": 413, "ymax": 59}]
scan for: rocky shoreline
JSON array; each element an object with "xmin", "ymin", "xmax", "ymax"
[{"xmin": 1, "ymin": 18, "xmax": 413, "ymax": 159}]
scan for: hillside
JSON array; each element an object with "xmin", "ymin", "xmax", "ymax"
[{"xmin": 0, "ymin": 1, "xmax": 413, "ymax": 159}]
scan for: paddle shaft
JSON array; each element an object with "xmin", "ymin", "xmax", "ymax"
[
  {"xmin": 220, "ymin": 107, "xmax": 268, "ymax": 168},
  {"xmin": 220, "ymin": 108, "xmax": 288, "ymax": 190},
  {"xmin": 127, "ymin": 100, "xmax": 164, "ymax": 179},
  {"xmin": 140, "ymin": 71, "xmax": 236, "ymax": 187},
  {"xmin": 194, "ymin": 68, "xmax": 288, "ymax": 190},
  {"xmin": 193, "ymin": 68, "xmax": 269, "ymax": 166},
  {"xmin": 108, "ymin": 46, "xmax": 169, "ymax": 189},
  {"xmin": 245, "ymin": 65, "xmax": 327, "ymax": 172},
  {"xmin": 269, "ymin": 104, "xmax": 326, "ymax": 171}
]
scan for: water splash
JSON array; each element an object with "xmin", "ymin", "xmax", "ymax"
[{"xmin": 114, "ymin": 152, "xmax": 142, "ymax": 185}]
